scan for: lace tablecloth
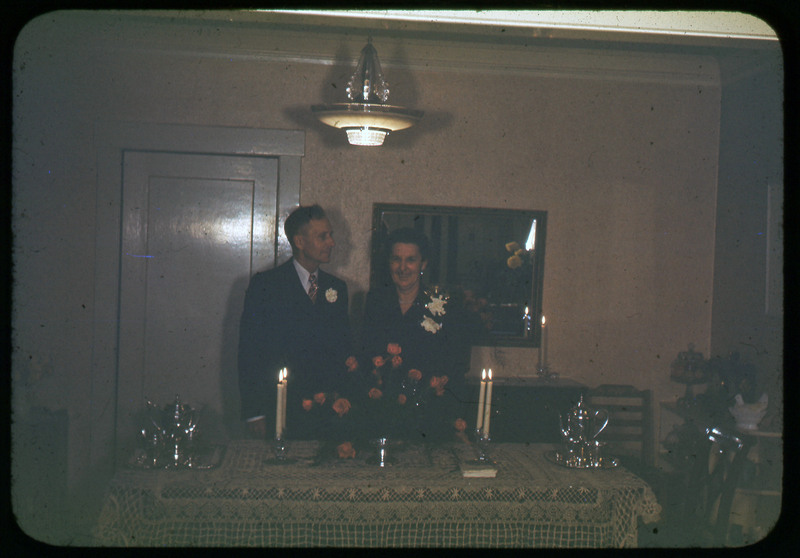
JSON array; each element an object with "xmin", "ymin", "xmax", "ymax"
[{"xmin": 94, "ymin": 440, "xmax": 661, "ymax": 547}]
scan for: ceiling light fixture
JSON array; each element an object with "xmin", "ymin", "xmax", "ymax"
[{"xmin": 312, "ymin": 38, "xmax": 423, "ymax": 146}]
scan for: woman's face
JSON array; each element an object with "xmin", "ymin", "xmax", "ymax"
[{"xmin": 389, "ymin": 242, "xmax": 428, "ymax": 294}]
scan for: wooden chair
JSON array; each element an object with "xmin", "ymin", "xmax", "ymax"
[
  {"xmin": 587, "ymin": 384, "xmax": 654, "ymax": 468},
  {"xmin": 682, "ymin": 425, "xmax": 752, "ymax": 545}
]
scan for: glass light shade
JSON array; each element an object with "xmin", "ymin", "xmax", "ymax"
[
  {"xmin": 345, "ymin": 128, "xmax": 387, "ymax": 146},
  {"xmin": 311, "ymin": 39, "xmax": 422, "ymax": 146},
  {"xmin": 311, "ymin": 103, "xmax": 423, "ymax": 131}
]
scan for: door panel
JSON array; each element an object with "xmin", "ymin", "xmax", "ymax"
[{"xmin": 117, "ymin": 151, "xmax": 278, "ymax": 455}]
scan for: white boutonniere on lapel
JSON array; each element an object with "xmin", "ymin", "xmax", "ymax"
[{"xmin": 325, "ymin": 288, "xmax": 338, "ymax": 303}]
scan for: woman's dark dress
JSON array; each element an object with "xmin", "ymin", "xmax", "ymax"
[{"xmin": 358, "ymin": 286, "xmax": 478, "ymax": 441}]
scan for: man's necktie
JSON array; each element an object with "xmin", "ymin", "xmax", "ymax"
[{"xmin": 308, "ymin": 273, "xmax": 318, "ymax": 303}]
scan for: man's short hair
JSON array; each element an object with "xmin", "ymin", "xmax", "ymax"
[{"xmin": 284, "ymin": 204, "xmax": 327, "ymax": 250}]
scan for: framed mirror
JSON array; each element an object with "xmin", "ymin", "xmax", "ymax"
[{"xmin": 371, "ymin": 203, "xmax": 547, "ymax": 347}]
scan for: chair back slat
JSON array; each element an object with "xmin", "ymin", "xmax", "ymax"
[{"xmin": 588, "ymin": 384, "xmax": 653, "ymax": 467}]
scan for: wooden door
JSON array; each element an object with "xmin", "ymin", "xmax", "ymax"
[{"xmin": 117, "ymin": 151, "xmax": 277, "ymax": 456}]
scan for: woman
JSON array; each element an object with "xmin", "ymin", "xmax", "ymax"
[{"xmin": 357, "ymin": 227, "xmax": 476, "ymax": 441}]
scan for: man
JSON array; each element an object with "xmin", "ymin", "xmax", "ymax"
[{"xmin": 238, "ymin": 204, "xmax": 352, "ymax": 439}]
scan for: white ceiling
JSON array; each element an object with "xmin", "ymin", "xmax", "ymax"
[{"xmin": 267, "ymin": 10, "xmax": 777, "ymax": 41}]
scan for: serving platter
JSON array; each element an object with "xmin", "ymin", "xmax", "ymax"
[{"xmin": 545, "ymin": 450, "xmax": 619, "ymax": 469}]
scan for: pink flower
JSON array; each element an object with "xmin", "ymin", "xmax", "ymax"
[
  {"xmin": 368, "ymin": 388, "xmax": 383, "ymax": 400},
  {"xmin": 408, "ymin": 369, "xmax": 423, "ymax": 381},
  {"xmin": 391, "ymin": 355, "xmax": 403, "ymax": 368},
  {"xmin": 345, "ymin": 356, "xmax": 359, "ymax": 372},
  {"xmin": 430, "ymin": 375, "xmax": 449, "ymax": 396},
  {"xmin": 429, "ymin": 375, "xmax": 449, "ymax": 389},
  {"xmin": 373, "ymin": 356, "xmax": 386, "ymax": 368},
  {"xmin": 397, "ymin": 394, "xmax": 407, "ymax": 405},
  {"xmin": 387, "ymin": 343, "xmax": 402, "ymax": 355},
  {"xmin": 332, "ymin": 398, "xmax": 351, "ymax": 417},
  {"xmin": 337, "ymin": 441, "xmax": 356, "ymax": 459}
]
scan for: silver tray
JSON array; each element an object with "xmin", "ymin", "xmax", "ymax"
[
  {"xmin": 545, "ymin": 450, "xmax": 618, "ymax": 469},
  {"xmin": 129, "ymin": 444, "xmax": 226, "ymax": 470}
]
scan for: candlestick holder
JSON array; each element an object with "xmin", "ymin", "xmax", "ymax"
[
  {"xmin": 274, "ymin": 433, "xmax": 287, "ymax": 460},
  {"xmin": 470, "ymin": 428, "xmax": 495, "ymax": 465},
  {"xmin": 264, "ymin": 432, "xmax": 296, "ymax": 465}
]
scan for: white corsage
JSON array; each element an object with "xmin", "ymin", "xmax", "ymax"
[
  {"xmin": 325, "ymin": 288, "xmax": 338, "ymax": 303},
  {"xmin": 421, "ymin": 315, "xmax": 442, "ymax": 334},
  {"xmin": 426, "ymin": 295, "xmax": 447, "ymax": 317}
]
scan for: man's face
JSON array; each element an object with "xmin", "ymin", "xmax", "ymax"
[{"xmin": 295, "ymin": 218, "xmax": 335, "ymax": 270}]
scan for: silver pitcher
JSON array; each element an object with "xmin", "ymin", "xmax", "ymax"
[
  {"xmin": 559, "ymin": 396, "xmax": 609, "ymax": 467},
  {"xmin": 140, "ymin": 395, "xmax": 198, "ymax": 468}
]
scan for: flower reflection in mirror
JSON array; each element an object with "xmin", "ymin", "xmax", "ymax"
[{"xmin": 312, "ymin": 38, "xmax": 423, "ymax": 146}]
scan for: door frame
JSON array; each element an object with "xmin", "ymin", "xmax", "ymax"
[{"xmin": 91, "ymin": 122, "xmax": 304, "ymax": 471}]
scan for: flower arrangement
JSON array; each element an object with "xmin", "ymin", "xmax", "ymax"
[
  {"xmin": 505, "ymin": 241, "xmax": 532, "ymax": 269},
  {"xmin": 343, "ymin": 342, "xmax": 465, "ymax": 445}
]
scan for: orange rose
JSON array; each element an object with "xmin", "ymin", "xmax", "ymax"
[
  {"xmin": 345, "ymin": 356, "xmax": 359, "ymax": 372},
  {"xmin": 332, "ymin": 397, "xmax": 351, "ymax": 417},
  {"xmin": 337, "ymin": 441, "xmax": 356, "ymax": 459},
  {"xmin": 454, "ymin": 418, "xmax": 467, "ymax": 432},
  {"xmin": 391, "ymin": 355, "xmax": 403, "ymax": 368},
  {"xmin": 313, "ymin": 392, "xmax": 326, "ymax": 405},
  {"xmin": 302, "ymin": 399, "xmax": 313, "ymax": 412},
  {"xmin": 387, "ymin": 343, "xmax": 402, "ymax": 355},
  {"xmin": 408, "ymin": 369, "xmax": 423, "ymax": 381},
  {"xmin": 430, "ymin": 375, "xmax": 449, "ymax": 389},
  {"xmin": 372, "ymin": 356, "xmax": 386, "ymax": 368},
  {"xmin": 397, "ymin": 393, "xmax": 407, "ymax": 405},
  {"xmin": 368, "ymin": 388, "xmax": 383, "ymax": 400}
]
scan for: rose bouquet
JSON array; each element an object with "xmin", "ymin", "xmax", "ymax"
[{"xmin": 345, "ymin": 343, "xmax": 467, "ymax": 443}]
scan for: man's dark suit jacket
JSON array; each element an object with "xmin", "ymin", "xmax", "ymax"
[{"xmin": 237, "ymin": 259, "xmax": 352, "ymax": 438}]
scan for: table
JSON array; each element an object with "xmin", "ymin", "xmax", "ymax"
[{"xmin": 94, "ymin": 440, "xmax": 661, "ymax": 547}]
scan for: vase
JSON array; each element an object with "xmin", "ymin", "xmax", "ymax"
[{"xmin": 729, "ymin": 392, "xmax": 768, "ymax": 430}]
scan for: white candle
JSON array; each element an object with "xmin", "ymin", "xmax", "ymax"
[
  {"xmin": 482, "ymin": 369, "xmax": 493, "ymax": 438},
  {"xmin": 476, "ymin": 369, "xmax": 487, "ymax": 431},
  {"xmin": 538, "ymin": 315, "xmax": 545, "ymax": 369},
  {"xmin": 542, "ymin": 316, "xmax": 548, "ymax": 367},
  {"xmin": 275, "ymin": 369, "xmax": 284, "ymax": 438},
  {"xmin": 281, "ymin": 368, "xmax": 288, "ymax": 435}
]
